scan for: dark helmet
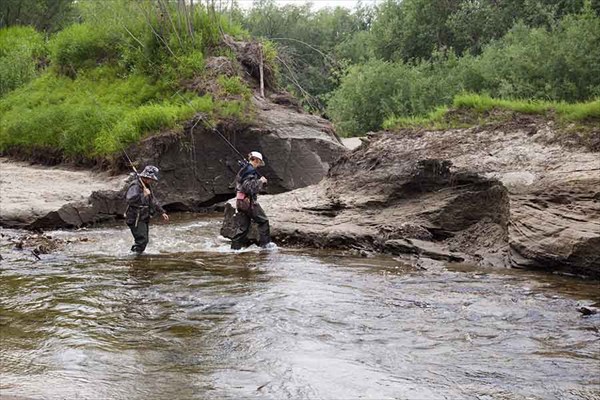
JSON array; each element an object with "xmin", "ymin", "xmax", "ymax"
[{"xmin": 139, "ymin": 165, "xmax": 160, "ymax": 181}]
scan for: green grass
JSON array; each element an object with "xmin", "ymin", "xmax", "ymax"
[
  {"xmin": 0, "ymin": 26, "xmax": 47, "ymax": 95},
  {"xmin": 0, "ymin": 2, "xmax": 264, "ymax": 164},
  {"xmin": 384, "ymin": 94, "xmax": 600, "ymax": 130},
  {"xmin": 0, "ymin": 3, "xmax": 263, "ymax": 163},
  {"xmin": 0, "ymin": 67, "xmax": 217, "ymax": 159},
  {"xmin": 453, "ymin": 94, "xmax": 600, "ymax": 120},
  {"xmin": 217, "ymin": 75, "xmax": 252, "ymax": 98},
  {"xmin": 0, "ymin": 66, "xmax": 253, "ymax": 160},
  {"xmin": 383, "ymin": 106, "xmax": 451, "ymax": 130}
]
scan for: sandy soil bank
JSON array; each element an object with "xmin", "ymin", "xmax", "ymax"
[{"xmin": 0, "ymin": 158, "xmax": 126, "ymax": 227}]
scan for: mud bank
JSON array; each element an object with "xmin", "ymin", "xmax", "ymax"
[{"xmin": 223, "ymin": 117, "xmax": 600, "ymax": 278}]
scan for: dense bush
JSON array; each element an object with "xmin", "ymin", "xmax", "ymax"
[
  {"xmin": 328, "ymin": 7, "xmax": 600, "ymax": 136},
  {"xmin": 369, "ymin": 0, "xmax": 597, "ymax": 62},
  {"xmin": 470, "ymin": 11, "xmax": 600, "ymax": 101},
  {"xmin": 0, "ymin": 0, "xmax": 77, "ymax": 32},
  {"xmin": 327, "ymin": 54, "xmax": 468, "ymax": 135},
  {"xmin": 0, "ymin": 26, "xmax": 47, "ymax": 95},
  {"xmin": 50, "ymin": 23, "xmax": 122, "ymax": 75}
]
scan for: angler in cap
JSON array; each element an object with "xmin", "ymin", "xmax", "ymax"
[
  {"xmin": 125, "ymin": 165, "xmax": 169, "ymax": 254},
  {"xmin": 231, "ymin": 151, "xmax": 271, "ymax": 250}
]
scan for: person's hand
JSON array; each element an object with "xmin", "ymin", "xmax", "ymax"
[
  {"xmin": 162, "ymin": 213, "xmax": 169, "ymax": 222},
  {"xmin": 143, "ymin": 187, "xmax": 151, "ymax": 197},
  {"xmin": 260, "ymin": 176, "xmax": 268, "ymax": 184}
]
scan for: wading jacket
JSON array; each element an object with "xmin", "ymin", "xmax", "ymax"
[
  {"xmin": 235, "ymin": 163, "xmax": 264, "ymax": 202},
  {"xmin": 125, "ymin": 180, "xmax": 165, "ymax": 226}
]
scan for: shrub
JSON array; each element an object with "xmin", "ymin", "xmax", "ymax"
[
  {"xmin": 327, "ymin": 56, "xmax": 466, "ymax": 136},
  {"xmin": 328, "ymin": 7, "xmax": 600, "ymax": 136},
  {"xmin": 0, "ymin": 26, "xmax": 47, "ymax": 95},
  {"xmin": 49, "ymin": 23, "xmax": 122, "ymax": 75},
  {"xmin": 217, "ymin": 75, "xmax": 251, "ymax": 98}
]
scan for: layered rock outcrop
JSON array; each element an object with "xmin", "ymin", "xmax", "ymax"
[
  {"xmin": 132, "ymin": 95, "xmax": 344, "ymax": 210},
  {"xmin": 222, "ymin": 117, "xmax": 600, "ymax": 278}
]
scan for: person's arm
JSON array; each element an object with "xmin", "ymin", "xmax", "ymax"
[
  {"xmin": 151, "ymin": 191, "xmax": 169, "ymax": 222},
  {"xmin": 240, "ymin": 175, "xmax": 263, "ymax": 197}
]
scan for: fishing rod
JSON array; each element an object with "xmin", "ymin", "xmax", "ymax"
[
  {"xmin": 175, "ymin": 93, "xmax": 263, "ymax": 177},
  {"xmin": 198, "ymin": 114, "xmax": 246, "ymax": 161},
  {"xmin": 83, "ymin": 88, "xmax": 151, "ymax": 193},
  {"xmin": 121, "ymin": 146, "xmax": 150, "ymax": 192},
  {"xmin": 198, "ymin": 114, "xmax": 267, "ymax": 182}
]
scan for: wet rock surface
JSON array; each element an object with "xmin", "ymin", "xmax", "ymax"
[
  {"xmin": 0, "ymin": 229, "xmax": 90, "ymax": 262},
  {"xmin": 223, "ymin": 122, "xmax": 600, "ymax": 277}
]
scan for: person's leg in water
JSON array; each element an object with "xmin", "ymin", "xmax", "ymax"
[
  {"xmin": 129, "ymin": 221, "xmax": 149, "ymax": 253},
  {"xmin": 231, "ymin": 211, "xmax": 251, "ymax": 250},
  {"xmin": 252, "ymin": 203, "xmax": 271, "ymax": 247}
]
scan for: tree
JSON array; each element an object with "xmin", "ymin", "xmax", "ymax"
[
  {"xmin": 240, "ymin": 0, "xmax": 373, "ymax": 108},
  {"xmin": 0, "ymin": 0, "xmax": 76, "ymax": 32}
]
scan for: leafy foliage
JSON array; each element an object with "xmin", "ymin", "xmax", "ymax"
[
  {"xmin": 0, "ymin": 0, "xmax": 76, "ymax": 32},
  {"xmin": 328, "ymin": 6, "xmax": 600, "ymax": 136},
  {"xmin": 369, "ymin": 0, "xmax": 598, "ymax": 62},
  {"xmin": 0, "ymin": 26, "xmax": 46, "ymax": 95}
]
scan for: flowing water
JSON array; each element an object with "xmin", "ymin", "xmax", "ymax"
[{"xmin": 1, "ymin": 214, "xmax": 599, "ymax": 400}]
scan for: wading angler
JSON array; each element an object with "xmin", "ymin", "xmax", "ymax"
[
  {"xmin": 230, "ymin": 152, "xmax": 272, "ymax": 250},
  {"xmin": 124, "ymin": 165, "xmax": 169, "ymax": 254}
]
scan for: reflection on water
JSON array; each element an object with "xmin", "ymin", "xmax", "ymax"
[{"xmin": 1, "ymin": 214, "xmax": 599, "ymax": 399}]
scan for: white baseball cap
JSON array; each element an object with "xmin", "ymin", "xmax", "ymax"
[{"xmin": 249, "ymin": 151, "xmax": 265, "ymax": 165}]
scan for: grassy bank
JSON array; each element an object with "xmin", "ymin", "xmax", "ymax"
[
  {"xmin": 0, "ymin": 1, "xmax": 258, "ymax": 164},
  {"xmin": 0, "ymin": 66, "xmax": 250, "ymax": 159},
  {"xmin": 383, "ymin": 94, "xmax": 600, "ymax": 130}
]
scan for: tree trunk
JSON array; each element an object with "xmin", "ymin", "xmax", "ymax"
[{"xmin": 259, "ymin": 44, "xmax": 265, "ymax": 98}]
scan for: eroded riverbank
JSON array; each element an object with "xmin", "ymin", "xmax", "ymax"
[
  {"xmin": 1, "ymin": 214, "xmax": 599, "ymax": 399},
  {"xmin": 0, "ymin": 158, "xmax": 127, "ymax": 229}
]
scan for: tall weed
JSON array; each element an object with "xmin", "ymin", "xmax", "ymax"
[{"xmin": 0, "ymin": 26, "xmax": 47, "ymax": 95}]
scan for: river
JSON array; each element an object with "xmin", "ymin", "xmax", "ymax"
[{"xmin": 1, "ymin": 214, "xmax": 599, "ymax": 399}]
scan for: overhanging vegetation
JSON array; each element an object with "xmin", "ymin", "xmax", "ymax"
[{"xmin": 0, "ymin": 0, "xmax": 261, "ymax": 163}]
